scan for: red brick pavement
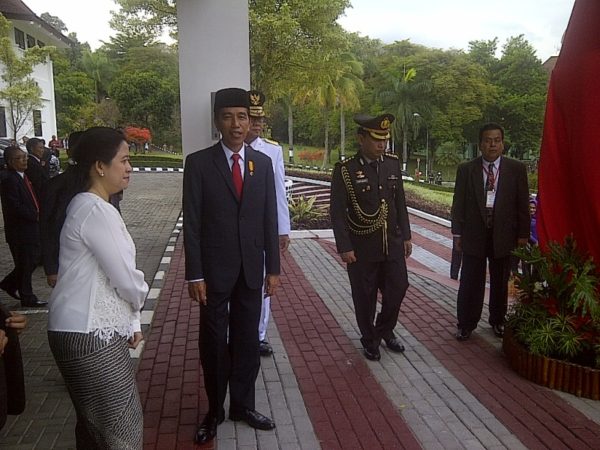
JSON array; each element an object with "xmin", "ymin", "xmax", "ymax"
[
  {"xmin": 137, "ymin": 241, "xmax": 212, "ymax": 450},
  {"xmin": 318, "ymin": 238, "xmax": 600, "ymax": 449},
  {"xmin": 273, "ymin": 249, "xmax": 422, "ymax": 450},
  {"xmin": 139, "ymin": 236, "xmax": 422, "ymax": 449}
]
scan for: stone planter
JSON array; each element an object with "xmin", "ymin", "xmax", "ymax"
[{"xmin": 503, "ymin": 328, "xmax": 600, "ymax": 400}]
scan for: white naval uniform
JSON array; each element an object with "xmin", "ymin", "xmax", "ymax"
[{"xmin": 248, "ymin": 136, "xmax": 291, "ymax": 341}]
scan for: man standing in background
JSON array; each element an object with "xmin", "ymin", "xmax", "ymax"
[
  {"xmin": 451, "ymin": 123, "xmax": 529, "ymax": 341},
  {"xmin": 245, "ymin": 90, "xmax": 291, "ymax": 357}
]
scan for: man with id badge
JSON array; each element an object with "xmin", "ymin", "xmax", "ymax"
[{"xmin": 451, "ymin": 123, "xmax": 529, "ymax": 341}]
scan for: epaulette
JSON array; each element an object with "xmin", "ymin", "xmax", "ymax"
[
  {"xmin": 383, "ymin": 153, "xmax": 399, "ymax": 159},
  {"xmin": 336, "ymin": 155, "xmax": 356, "ymax": 167},
  {"xmin": 264, "ymin": 138, "xmax": 279, "ymax": 145}
]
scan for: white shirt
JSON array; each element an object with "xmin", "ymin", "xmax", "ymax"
[
  {"xmin": 248, "ymin": 136, "xmax": 291, "ymax": 235},
  {"xmin": 48, "ymin": 193, "xmax": 148, "ymax": 341},
  {"xmin": 222, "ymin": 142, "xmax": 245, "ymax": 179},
  {"xmin": 482, "ymin": 156, "xmax": 501, "ymax": 190}
]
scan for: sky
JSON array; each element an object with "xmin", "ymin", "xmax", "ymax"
[{"xmin": 23, "ymin": 0, "xmax": 576, "ymax": 61}]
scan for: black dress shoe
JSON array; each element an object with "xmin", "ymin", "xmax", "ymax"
[
  {"xmin": 194, "ymin": 412, "xmax": 224, "ymax": 445},
  {"xmin": 20, "ymin": 297, "xmax": 47, "ymax": 307},
  {"xmin": 0, "ymin": 282, "xmax": 20, "ymax": 300},
  {"xmin": 259, "ymin": 340, "xmax": 273, "ymax": 357},
  {"xmin": 229, "ymin": 409, "xmax": 275, "ymax": 430},
  {"xmin": 363, "ymin": 346, "xmax": 381, "ymax": 361},
  {"xmin": 384, "ymin": 337, "xmax": 405, "ymax": 353},
  {"xmin": 456, "ymin": 328, "xmax": 471, "ymax": 341},
  {"xmin": 491, "ymin": 324, "xmax": 504, "ymax": 338}
]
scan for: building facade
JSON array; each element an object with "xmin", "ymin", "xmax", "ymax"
[{"xmin": 0, "ymin": 0, "xmax": 71, "ymax": 142}]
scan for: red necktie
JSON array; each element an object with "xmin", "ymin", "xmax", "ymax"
[
  {"xmin": 231, "ymin": 153, "xmax": 243, "ymax": 199},
  {"xmin": 24, "ymin": 174, "xmax": 40, "ymax": 212},
  {"xmin": 486, "ymin": 163, "xmax": 495, "ymax": 191}
]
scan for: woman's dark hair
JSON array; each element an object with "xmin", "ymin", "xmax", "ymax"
[
  {"xmin": 70, "ymin": 127, "xmax": 126, "ymax": 193},
  {"xmin": 54, "ymin": 127, "xmax": 126, "ymax": 230}
]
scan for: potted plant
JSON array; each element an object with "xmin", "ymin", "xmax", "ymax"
[{"xmin": 504, "ymin": 236, "xmax": 600, "ymax": 399}]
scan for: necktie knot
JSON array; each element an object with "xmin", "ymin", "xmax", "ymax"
[{"xmin": 232, "ymin": 154, "xmax": 240, "ymax": 162}]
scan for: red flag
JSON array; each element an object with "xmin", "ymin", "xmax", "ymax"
[{"xmin": 537, "ymin": 0, "xmax": 600, "ymax": 267}]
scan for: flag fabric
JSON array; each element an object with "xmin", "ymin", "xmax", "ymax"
[{"xmin": 537, "ymin": 0, "xmax": 600, "ymax": 267}]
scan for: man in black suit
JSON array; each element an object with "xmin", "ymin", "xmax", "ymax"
[
  {"xmin": 40, "ymin": 131, "xmax": 84, "ymax": 288},
  {"xmin": 24, "ymin": 138, "xmax": 49, "ymax": 200},
  {"xmin": 183, "ymin": 88, "xmax": 280, "ymax": 445},
  {"xmin": 0, "ymin": 146, "xmax": 47, "ymax": 307},
  {"xmin": 451, "ymin": 123, "xmax": 529, "ymax": 340},
  {"xmin": 330, "ymin": 114, "xmax": 412, "ymax": 361}
]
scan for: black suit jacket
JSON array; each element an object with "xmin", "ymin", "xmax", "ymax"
[
  {"xmin": 40, "ymin": 168, "xmax": 77, "ymax": 276},
  {"xmin": 330, "ymin": 153, "xmax": 411, "ymax": 262},
  {"xmin": 451, "ymin": 156, "xmax": 529, "ymax": 258},
  {"xmin": 0, "ymin": 170, "xmax": 39, "ymax": 246},
  {"xmin": 183, "ymin": 143, "xmax": 279, "ymax": 292},
  {"xmin": 25, "ymin": 155, "xmax": 48, "ymax": 201}
]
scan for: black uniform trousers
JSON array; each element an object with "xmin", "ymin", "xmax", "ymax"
[
  {"xmin": 2, "ymin": 241, "xmax": 40, "ymax": 301},
  {"xmin": 347, "ymin": 256, "xmax": 408, "ymax": 349},
  {"xmin": 456, "ymin": 230, "xmax": 511, "ymax": 331},
  {"xmin": 199, "ymin": 268, "xmax": 262, "ymax": 418}
]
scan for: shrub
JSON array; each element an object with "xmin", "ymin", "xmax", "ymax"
[{"xmin": 507, "ymin": 236, "xmax": 600, "ymax": 368}]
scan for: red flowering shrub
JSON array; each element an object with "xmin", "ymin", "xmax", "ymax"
[{"xmin": 507, "ymin": 236, "xmax": 600, "ymax": 368}]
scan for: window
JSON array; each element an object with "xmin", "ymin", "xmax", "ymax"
[
  {"xmin": 37, "ymin": 40, "xmax": 45, "ymax": 47},
  {"xmin": 33, "ymin": 110, "xmax": 42, "ymax": 137},
  {"xmin": 0, "ymin": 107, "xmax": 7, "ymax": 138},
  {"xmin": 26, "ymin": 34, "xmax": 36, "ymax": 48},
  {"xmin": 14, "ymin": 28, "xmax": 25, "ymax": 50}
]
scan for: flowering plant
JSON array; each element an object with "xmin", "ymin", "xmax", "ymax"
[{"xmin": 507, "ymin": 236, "xmax": 600, "ymax": 369}]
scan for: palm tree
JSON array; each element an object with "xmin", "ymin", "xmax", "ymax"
[
  {"xmin": 309, "ymin": 53, "xmax": 363, "ymax": 168},
  {"xmin": 378, "ymin": 67, "xmax": 431, "ymax": 170},
  {"xmin": 82, "ymin": 50, "xmax": 114, "ymax": 103}
]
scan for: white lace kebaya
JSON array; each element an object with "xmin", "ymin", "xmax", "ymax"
[{"xmin": 48, "ymin": 192, "xmax": 148, "ymax": 341}]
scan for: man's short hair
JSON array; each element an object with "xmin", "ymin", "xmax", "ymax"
[
  {"xmin": 25, "ymin": 137, "xmax": 42, "ymax": 153},
  {"xmin": 479, "ymin": 123, "xmax": 504, "ymax": 142},
  {"xmin": 4, "ymin": 145, "xmax": 25, "ymax": 163}
]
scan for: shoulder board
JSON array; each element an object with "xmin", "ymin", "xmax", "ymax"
[
  {"xmin": 383, "ymin": 153, "xmax": 399, "ymax": 159},
  {"xmin": 264, "ymin": 138, "xmax": 279, "ymax": 145}
]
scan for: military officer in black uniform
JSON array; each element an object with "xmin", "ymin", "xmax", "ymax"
[{"xmin": 330, "ymin": 113, "xmax": 412, "ymax": 361}]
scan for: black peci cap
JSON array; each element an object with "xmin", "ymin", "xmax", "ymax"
[{"xmin": 214, "ymin": 88, "xmax": 250, "ymax": 114}]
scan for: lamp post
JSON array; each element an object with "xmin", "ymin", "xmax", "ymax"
[{"xmin": 413, "ymin": 113, "xmax": 429, "ymax": 179}]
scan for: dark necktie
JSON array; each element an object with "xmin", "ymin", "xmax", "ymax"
[
  {"xmin": 231, "ymin": 153, "xmax": 243, "ymax": 199},
  {"xmin": 369, "ymin": 160, "xmax": 379, "ymax": 174},
  {"xmin": 24, "ymin": 174, "xmax": 39, "ymax": 213},
  {"xmin": 486, "ymin": 163, "xmax": 495, "ymax": 191}
]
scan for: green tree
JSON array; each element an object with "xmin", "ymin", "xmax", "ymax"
[
  {"xmin": 112, "ymin": 0, "xmax": 177, "ymax": 38},
  {"xmin": 109, "ymin": 70, "xmax": 177, "ymax": 137},
  {"xmin": 493, "ymin": 35, "xmax": 548, "ymax": 159},
  {"xmin": 40, "ymin": 12, "xmax": 67, "ymax": 33},
  {"xmin": 54, "ymin": 70, "xmax": 96, "ymax": 134},
  {"xmin": 306, "ymin": 52, "xmax": 363, "ymax": 167},
  {"xmin": 0, "ymin": 14, "xmax": 54, "ymax": 140},
  {"xmin": 378, "ymin": 67, "xmax": 430, "ymax": 170},
  {"xmin": 81, "ymin": 50, "xmax": 115, "ymax": 103}
]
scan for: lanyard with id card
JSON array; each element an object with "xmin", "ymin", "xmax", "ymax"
[{"xmin": 483, "ymin": 163, "xmax": 497, "ymax": 208}]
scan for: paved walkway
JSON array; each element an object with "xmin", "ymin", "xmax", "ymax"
[{"xmin": 1, "ymin": 172, "xmax": 600, "ymax": 449}]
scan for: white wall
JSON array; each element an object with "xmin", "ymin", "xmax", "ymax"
[{"xmin": 177, "ymin": 0, "xmax": 250, "ymax": 156}]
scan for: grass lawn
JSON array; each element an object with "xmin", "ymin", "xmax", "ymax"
[{"xmin": 403, "ymin": 182, "xmax": 454, "ymax": 219}]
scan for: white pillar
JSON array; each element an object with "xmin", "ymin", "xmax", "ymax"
[{"xmin": 177, "ymin": 0, "xmax": 250, "ymax": 156}]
